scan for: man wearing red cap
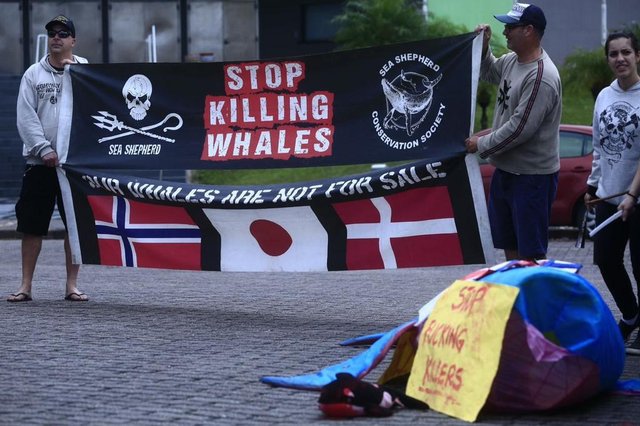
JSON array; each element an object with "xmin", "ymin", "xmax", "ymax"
[
  {"xmin": 465, "ymin": 3, "xmax": 561, "ymax": 262},
  {"xmin": 8, "ymin": 15, "xmax": 89, "ymax": 302}
]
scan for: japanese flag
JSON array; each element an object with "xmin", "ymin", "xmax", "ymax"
[{"xmin": 202, "ymin": 206, "xmax": 328, "ymax": 271}]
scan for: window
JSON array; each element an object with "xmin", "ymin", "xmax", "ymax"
[
  {"xmin": 559, "ymin": 132, "xmax": 591, "ymax": 158},
  {"xmin": 302, "ymin": 2, "xmax": 343, "ymax": 42}
]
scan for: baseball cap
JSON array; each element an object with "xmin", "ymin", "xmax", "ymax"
[
  {"xmin": 494, "ymin": 3, "xmax": 546, "ymax": 31},
  {"xmin": 45, "ymin": 15, "xmax": 76, "ymax": 37}
]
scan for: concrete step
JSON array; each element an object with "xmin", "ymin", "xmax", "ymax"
[
  {"xmin": 0, "ymin": 81, "xmax": 20, "ymax": 98},
  {"xmin": 0, "ymin": 112, "xmax": 17, "ymax": 121},
  {"xmin": 0, "ymin": 136, "xmax": 21, "ymax": 147},
  {"xmin": 0, "ymin": 104, "xmax": 18, "ymax": 113},
  {"xmin": 0, "ymin": 186, "xmax": 21, "ymax": 199},
  {"xmin": 0, "ymin": 156, "xmax": 24, "ymax": 166},
  {"xmin": 0, "ymin": 140, "xmax": 21, "ymax": 149}
]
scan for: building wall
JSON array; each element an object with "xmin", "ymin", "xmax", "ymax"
[
  {"xmin": 108, "ymin": 1, "xmax": 182, "ymax": 63},
  {"xmin": 533, "ymin": 0, "xmax": 638, "ymax": 64},
  {"xmin": 2, "ymin": 0, "xmax": 637, "ymax": 76},
  {"xmin": 258, "ymin": 0, "xmax": 339, "ymax": 59},
  {"xmin": 223, "ymin": 0, "xmax": 258, "ymax": 61},
  {"xmin": 0, "ymin": 1, "xmax": 23, "ymax": 72},
  {"xmin": 0, "ymin": 0, "xmax": 258, "ymax": 75}
]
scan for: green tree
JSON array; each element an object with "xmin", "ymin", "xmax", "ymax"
[
  {"xmin": 333, "ymin": 0, "xmax": 466, "ymax": 50},
  {"xmin": 562, "ymin": 49, "xmax": 612, "ymax": 100},
  {"xmin": 332, "ymin": 0, "xmax": 506, "ymax": 132},
  {"xmin": 424, "ymin": 13, "xmax": 470, "ymax": 39},
  {"xmin": 561, "ymin": 23, "xmax": 640, "ymax": 101}
]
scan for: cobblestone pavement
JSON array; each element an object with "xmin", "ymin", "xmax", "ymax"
[{"xmin": 1, "ymin": 235, "xmax": 638, "ymax": 425}]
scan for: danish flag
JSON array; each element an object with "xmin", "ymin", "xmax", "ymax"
[{"xmin": 332, "ymin": 186, "xmax": 462, "ymax": 269}]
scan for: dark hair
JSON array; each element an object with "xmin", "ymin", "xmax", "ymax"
[
  {"xmin": 532, "ymin": 26, "xmax": 545, "ymax": 39},
  {"xmin": 604, "ymin": 31, "xmax": 639, "ymax": 56}
]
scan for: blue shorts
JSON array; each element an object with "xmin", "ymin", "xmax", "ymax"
[
  {"xmin": 488, "ymin": 169, "xmax": 558, "ymax": 258},
  {"xmin": 15, "ymin": 165, "xmax": 67, "ymax": 236}
]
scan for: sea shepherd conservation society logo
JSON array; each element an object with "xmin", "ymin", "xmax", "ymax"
[
  {"xmin": 92, "ymin": 74, "xmax": 183, "ymax": 157},
  {"xmin": 371, "ymin": 53, "xmax": 445, "ymax": 150}
]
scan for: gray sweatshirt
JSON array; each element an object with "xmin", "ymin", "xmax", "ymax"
[
  {"xmin": 587, "ymin": 79, "xmax": 640, "ymax": 205},
  {"xmin": 17, "ymin": 54, "xmax": 88, "ymax": 165},
  {"xmin": 477, "ymin": 48, "xmax": 561, "ymax": 175}
]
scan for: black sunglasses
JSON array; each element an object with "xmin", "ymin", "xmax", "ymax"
[
  {"xmin": 47, "ymin": 30, "xmax": 72, "ymax": 39},
  {"xmin": 504, "ymin": 23, "xmax": 528, "ymax": 30}
]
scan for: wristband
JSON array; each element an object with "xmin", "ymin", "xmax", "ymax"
[{"xmin": 627, "ymin": 192, "xmax": 639, "ymax": 201}]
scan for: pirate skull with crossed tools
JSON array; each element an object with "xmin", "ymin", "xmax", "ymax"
[{"xmin": 92, "ymin": 74, "xmax": 183, "ymax": 144}]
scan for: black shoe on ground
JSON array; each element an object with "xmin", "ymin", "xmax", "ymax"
[
  {"xmin": 618, "ymin": 316, "xmax": 640, "ymax": 342},
  {"xmin": 626, "ymin": 333, "xmax": 640, "ymax": 356}
]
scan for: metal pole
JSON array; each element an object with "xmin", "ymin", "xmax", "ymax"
[
  {"xmin": 601, "ymin": 0, "xmax": 607, "ymax": 45},
  {"xmin": 152, "ymin": 25, "xmax": 157, "ymax": 62},
  {"xmin": 101, "ymin": 0, "xmax": 110, "ymax": 63},
  {"xmin": 35, "ymin": 34, "xmax": 42, "ymax": 64},
  {"xmin": 255, "ymin": 0, "xmax": 260, "ymax": 59},
  {"xmin": 147, "ymin": 32, "xmax": 151, "ymax": 62},
  {"xmin": 21, "ymin": 0, "xmax": 30, "ymax": 72},
  {"xmin": 179, "ymin": 0, "xmax": 188, "ymax": 62}
]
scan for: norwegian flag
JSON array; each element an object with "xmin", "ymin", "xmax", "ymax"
[
  {"xmin": 87, "ymin": 195, "xmax": 202, "ymax": 270},
  {"xmin": 331, "ymin": 187, "xmax": 463, "ymax": 270}
]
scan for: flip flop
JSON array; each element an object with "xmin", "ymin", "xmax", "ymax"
[
  {"xmin": 64, "ymin": 292, "xmax": 89, "ymax": 302},
  {"xmin": 7, "ymin": 292, "xmax": 32, "ymax": 303}
]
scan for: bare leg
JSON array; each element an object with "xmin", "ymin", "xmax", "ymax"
[
  {"xmin": 64, "ymin": 234, "xmax": 86, "ymax": 300},
  {"xmin": 21, "ymin": 233, "xmax": 42, "ymax": 291},
  {"xmin": 7, "ymin": 233, "xmax": 42, "ymax": 301}
]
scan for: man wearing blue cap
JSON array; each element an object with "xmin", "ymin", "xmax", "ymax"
[{"xmin": 465, "ymin": 3, "xmax": 561, "ymax": 261}]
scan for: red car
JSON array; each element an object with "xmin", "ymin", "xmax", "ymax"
[{"xmin": 476, "ymin": 124, "xmax": 593, "ymax": 228}]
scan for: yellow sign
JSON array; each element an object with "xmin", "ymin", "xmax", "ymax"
[{"xmin": 406, "ymin": 280, "xmax": 519, "ymax": 422}]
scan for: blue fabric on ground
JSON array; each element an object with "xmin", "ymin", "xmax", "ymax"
[
  {"xmin": 614, "ymin": 379, "xmax": 640, "ymax": 393},
  {"xmin": 260, "ymin": 319, "xmax": 416, "ymax": 390}
]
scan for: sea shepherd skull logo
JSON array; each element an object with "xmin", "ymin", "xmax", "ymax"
[
  {"xmin": 92, "ymin": 74, "xmax": 183, "ymax": 144},
  {"xmin": 381, "ymin": 70, "xmax": 442, "ymax": 136},
  {"xmin": 122, "ymin": 74, "xmax": 153, "ymax": 121}
]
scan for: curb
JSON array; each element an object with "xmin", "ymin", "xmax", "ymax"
[{"xmin": 549, "ymin": 227, "xmax": 579, "ymax": 240}]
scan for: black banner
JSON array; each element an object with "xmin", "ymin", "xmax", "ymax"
[
  {"xmin": 60, "ymin": 155, "xmax": 493, "ymax": 271},
  {"xmin": 59, "ymin": 33, "xmax": 480, "ymax": 170}
]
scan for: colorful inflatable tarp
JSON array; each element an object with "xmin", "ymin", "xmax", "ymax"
[
  {"xmin": 261, "ymin": 261, "xmax": 640, "ymax": 418},
  {"xmin": 479, "ymin": 266, "xmax": 624, "ymax": 411}
]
